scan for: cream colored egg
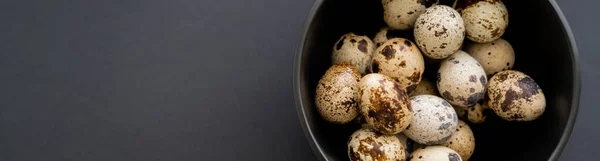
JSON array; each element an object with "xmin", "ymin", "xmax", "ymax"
[
  {"xmin": 315, "ymin": 64, "xmax": 362, "ymax": 124},
  {"xmin": 487, "ymin": 70, "xmax": 546, "ymax": 121},
  {"xmin": 414, "ymin": 5, "xmax": 465, "ymax": 59},
  {"xmin": 332, "ymin": 33, "xmax": 376, "ymax": 74},
  {"xmin": 410, "ymin": 78, "xmax": 439, "ymax": 96},
  {"xmin": 403, "ymin": 95, "xmax": 458, "ymax": 145},
  {"xmin": 383, "ymin": 0, "xmax": 432, "ymax": 30},
  {"xmin": 461, "ymin": 0, "xmax": 509, "ymax": 43},
  {"xmin": 410, "ymin": 146, "xmax": 462, "ymax": 161},
  {"xmin": 371, "ymin": 38, "xmax": 425, "ymax": 94},
  {"xmin": 359, "ymin": 73, "xmax": 413, "ymax": 134},
  {"xmin": 348, "ymin": 128, "xmax": 405, "ymax": 161},
  {"xmin": 441, "ymin": 120, "xmax": 475, "ymax": 161},
  {"xmin": 466, "ymin": 103, "xmax": 488, "ymax": 124},
  {"xmin": 437, "ymin": 51, "xmax": 487, "ymax": 107},
  {"xmin": 465, "ymin": 38, "xmax": 515, "ymax": 77}
]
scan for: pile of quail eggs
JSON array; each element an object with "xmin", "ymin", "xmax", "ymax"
[{"xmin": 314, "ymin": 0, "xmax": 547, "ymax": 160}]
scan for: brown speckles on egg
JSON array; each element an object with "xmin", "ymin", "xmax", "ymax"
[
  {"xmin": 359, "ymin": 74, "xmax": 413, "ymax": 134},
  {"xmin": 441, "ymin": 121, "xmax": 474, "ymax": 160},
  {"xmin": 414, "ymin": 5, "xmax": 465, "ymax": 59},
  {"xmin": 461, "ymin": 0, "xmax": 508, "ymax": 43},
  {"xmin": 332, "ymin": 33, "xmax": 376, "ymax": 74},
  {"xmin": 404, "ymin": 95, "xmax": 457, "ymax": 145},
  {"xmin": 448, "ymin": 153, "xmax": 461, "ymax": 161},
  {"xmin": 383, "ymin": 0, "xmax": 429, "ymax": 30},
  {"xmin": 487, "ymin": 70, "xmax": 546, "ymax": 121},
  {"xmin": 382, "ymin": 45, "xmax": 396, "ymax": 60},
  {"xmin": 373, "ymin": 38, "xmax": 425, "ymax": 95},
  {"xmin": 438, "ymin": 51, "xmax": 487, "ymax": 107},
  {"xmin": 465, "ymin": 38, "xmax": 515, "ymax": 75},
  {"xmin": 348, "ymin": 128, "xmax": 405, "ymax": 161},
  {"xmin": 410, "ymin": 146, "xmax": 462, "ymax": 161},
  {"xmin": 315, "ymin": 64, "xmax": 362, "ymax": 124},
  {"xmin": 358, "ymin": 39, "xmax": 369, "ymax": 53}
]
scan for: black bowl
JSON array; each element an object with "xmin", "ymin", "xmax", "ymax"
[{"xmin": 294, "ymin": 0, "xmax": 580, "ymax": 160}]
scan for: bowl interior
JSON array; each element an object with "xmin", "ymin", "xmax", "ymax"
[{"xmin": 297, "ymin": 0, "xmax": 577, "ymax": 160}]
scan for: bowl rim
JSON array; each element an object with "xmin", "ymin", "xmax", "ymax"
[{"xmin": 292, "ymin": 0, "xmax": 580, "ymax": 160}]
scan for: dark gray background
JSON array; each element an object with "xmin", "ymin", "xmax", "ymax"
[{"xmin": 0, "ymin": 0, "xmax": 596, "ymax": 160}]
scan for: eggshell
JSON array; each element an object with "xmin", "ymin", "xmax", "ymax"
[
  {"xmin": 441, "ymin": 120, "xmax": 475, "ymax": 161},
  {"xmin": 487, "ymin": 70, "xmax": 546, "ymax": 121},
  {"xmin": 373, "ymin": 27, "xmax": 414, "ymax": 47},
  {"xmin": 466, "ymin": 103, "xmax": 488, "ymax": 124},
  {"xmin": 410, "ymin": 78, "xmax": 439, "ymax": 96},
  {"xmin": 403, "ymin": 95, "xmax": 458, "ymax": 145},
  {"xmin": 315, "ymin": 64, "xmax": 362, "ymax": 124},
  {"xmin": 409, "ymin": 146, "xmax": 463, "ymax": 161},
  {"xmin": 332, "ymin": 33, "xmax": 376, "ymax": 74},
  {"xmin": 359, "ymin": 73, "xmax": 413, "ymax": 134},
  {"xmin": 383, "ymin": 0, "xmax": 433, "ymax": 30},
  {"xmin": 395, "ymin": 133, "xmax": 415, "ymax": 161},
  {"xmin": 465, "ymin": 38, "xmax": 515, "ymax": 77},
  {"xmin": 437, "ymin": 51, "xmax": 487, "ymax": 107},
  {"xmin": 460, "ymin": 0, "xmax": 509, "ymax": 43},
  {"xmin": 348, "ymin": 128, "xmax": 405, "ymax": 161},
  {"xmin": 414, "ymin": 5, "xmax": 465, "ymax": 59},
  {"xmin": 371, "ymin": 38, "xmax": 425, "ymax": 94}
]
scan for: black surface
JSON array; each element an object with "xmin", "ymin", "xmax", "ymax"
[
  {"xmin": 0, "ymin": 0, "xmax": 596, "ymax": 161},
  {"xmin": 295, "ymin": 0, "xmax": 578, "ymax": 161}
]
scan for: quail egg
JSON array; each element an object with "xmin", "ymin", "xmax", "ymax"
[
  {"xmin": 460, "ymin": 0, "xmax": 509, "ymax": 43},
  {"xmin": 403, "ymin": 95, "xmax": 458, "ymax": 145},
  {"xmin": 487, "ymin": 70, "xmax": 546, "ymax": 121},
  {"xmin": 332, "ymin": 33, "xmax": 376, "ymax": 74},
  {"xmin": 441, "ymin": 120, "xmax": 475, "ymax": 161},
  {"xmin": 410, "ymin": 146, "xmax": 463, "ymax": 161},
  {"xmin": 315, "ymin": 64, "xmax": 362, "ymax": 124},
  {"xmin": 395, "ymin": 133, "xmax": 415, "ymax": 160},
  {"xmin": 373, "ymin": 27, "xmax": 414, "ymax": 47},
  {"xmin": 466, "ymin": 102, "xmax": 488, "ymax": 124},
  {"xmin": 465, "ymin": 38, "xmax": 515, "ymax": 77},
  {"xmin": 414, "ymin": 5, "xmax": 465, "ymax": 59},
  {"xmin": 437, "ymin": 51, "xmax": 487, "ymax": 107},
  {"xmin": 348, "ymin": 128, "xmax": 405, "ymax": 161},
  {"xmin": 383, "ymin": 0, "xmax": 434, "ymax": 30},
  {"xmin": 410, "ymin": 78, "xmax": 439, "ymax": 96},
  {"xmin": 371, "ymin": 38, "xmax": 425, "ymax": 94},
  {"xmin": 359, "ymin": 73, "xmax": 413, "ymax": 134}
]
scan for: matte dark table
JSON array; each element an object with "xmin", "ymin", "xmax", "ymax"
[{"xmin": 0, "ymin": 0, "xmax": 596, "ymax": 160}]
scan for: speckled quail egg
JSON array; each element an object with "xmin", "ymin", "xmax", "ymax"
[
  {"xmin": 395, "ymin": 133, "xmax": 417, "ymax": 160},
  {"xmin": 315, "ymin": 64, "xmax": 362, "ymax": 124},
  {"xmin": 414, "ymin": 5, "xmax": 465, "ymax": 59},
  {"xmin": 332, "ymin": 33, "xmax": 376, "ymax": 74},
  {"xmin": 403, "ymin": 95, "xmax": 458, "ymax": 145},
  {"xmin": 466, "ymin": 102, "xmax": 488, "ymax": 124},
  {"xmin": 383, "ymin": 0, "xmax": 434, "ymax": 30},
  {"xmin": 459, "ymin": 0, "xmax": 509, "ymax": 43},
  {"xmin": 487, "ymin": 70, "xmax": 546, "ymax": 121},
  {"xmin": 373, "ymin": 27, "xmax": 414, "ymax": 47},
  {"xmin": 348, "ymin": 128, "xmax": 405, "ymax": 161},
  {"xmin": 409, "ymin": 146, "xmax": 463, "ymax": 161},
  {"xmin": 371, "ymin": 38, "xmax": 425, "ymax": 94},
  {"xmin": 465, "ymin": 38, "xmax": 515, "ymax": 77},
  {"xmin": 437, "ymin": 51, "xmax": 487, "ymax": 107},
  {"xmin": 453, "ymin": 105, "xmax": 467, "ymax": 120},
  {"xmin": 359, "ymin": 73, "xmax": 413, "ymax": 134},
  {"xmin": 441, "ymin": 120, "xmax": 475, "ymax": 161},
  {"xmin": 410, "ymin": 78, "xmax": 439, "ymax": 96}
]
